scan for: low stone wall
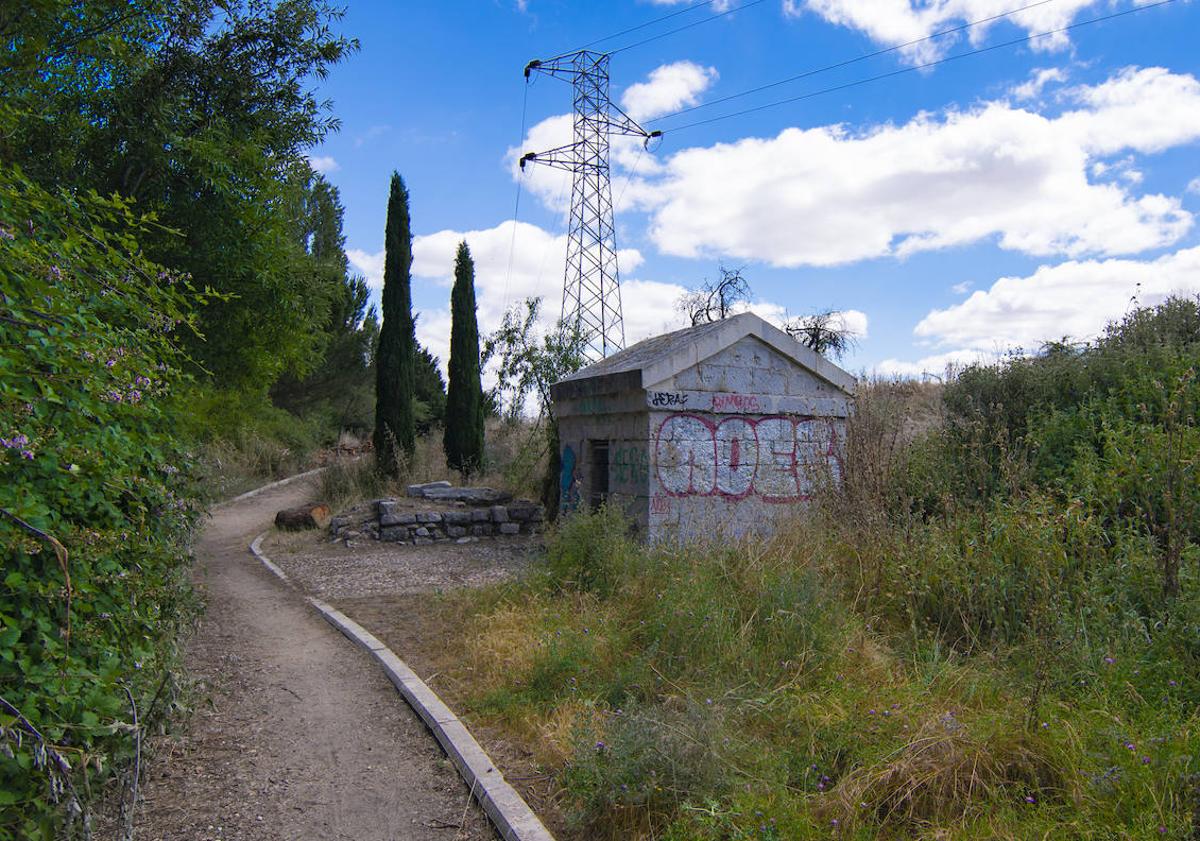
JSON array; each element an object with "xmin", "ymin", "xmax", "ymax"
[{"xmin": 330, "ymin": 498, "xmax": 544, "ymax": 545}]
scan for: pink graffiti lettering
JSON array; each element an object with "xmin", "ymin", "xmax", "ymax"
[
  {"xmin": 654, "ymin": 414, "xmax": 840, "ymax": 502},
  {"xmin": 711, "ymin": 393, "xmax": 761, "ymax": 413}
]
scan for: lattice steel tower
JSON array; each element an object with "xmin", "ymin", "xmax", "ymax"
[{"xmin": 521, "ymin": 51, "xmax": 658, "ymax": 361}]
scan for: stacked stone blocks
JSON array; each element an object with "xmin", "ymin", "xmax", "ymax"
[{"xmin": 330, "ymin": 496, "xmax": 543, "ymax": 545}]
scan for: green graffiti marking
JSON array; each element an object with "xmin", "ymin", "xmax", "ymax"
[{"xmin": 612, "ymin": 445, "xmax": 649, "ymax": 486}]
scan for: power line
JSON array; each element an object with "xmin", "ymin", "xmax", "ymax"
[
  {"xmin": 609, "ymin": 0, "xmax": 770, "ymax": 56},
  {"xmin": 577, "ymin": 0, "xmax": 720, "ymax": 51},
  {"xmin": 501, "ymin": 82, "xmax": 530, "ymax": 313},
  {"xmin": 646, "ymin": 0, "xmax": 1063, "ymax": 125},
  {"xmin": 663, "ymin": 0, "xmax": 1178, "ymax": 134}
]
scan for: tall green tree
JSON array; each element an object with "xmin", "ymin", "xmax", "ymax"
[
  {"xmin": 444, "ymin": 242, "xmax": 485, "ymax": 476},
  {"xmin": 414, "ymin": 341, "xmax": 447, "ymax": 433},
  {"xmin": 0, "ymin": 0, "xmax": 358, "ymax": 389},
  {"xmin": 374, "ymin": 172, "xmax": 416, "ymax": 471},
  {"xmin": 271, "ymin": 174, "xmax": 378, "ymax": 434}
]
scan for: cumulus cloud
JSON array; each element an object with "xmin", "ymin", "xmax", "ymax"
[
  {"xmin": 785, "ymin": 0, "xmax": 1110, "ymax": 62},
  {"xmin": 621, "ymin": 61, "xmax": 718, "ymax": 122},
  {"xmin": 874, "ymin": 348, "xmax": 997, "ymax": 379},
  {"xmin": 347, "ymin": 248, "xmax": 385, "ymax": 289},
  {"xmin": 915, "ymin": 245, "xmax": 1200, "ymax": 353},
  {"xmin": 306, "ymin": 154, "xmax": 339, "ymax": 174},
  {"xmin": 650, "ymin": 0, "xmax": 735, "ymax": 9},
  {"xmin": 642, "ymin": 66, "xmax": 1199, "ymax": 267},
  {"xmin": 513, "ymin": 61, "xmax": 715, "ymax": 214},
  {"xmin": 1011, "ymin": 67, "xmax": 1068, "ymax": 100},
  {"xmin": 353, "ymin": 220, "xmax": 682, "ymax": 379}
]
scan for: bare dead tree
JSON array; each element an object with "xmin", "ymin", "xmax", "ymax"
[
  {"xmin": 785, "ymin": 310, "xmax": 857, "ymax": 360},
  {"xmin": 677, "ymin": 265, "xmax": 750, "ymax": 325}
]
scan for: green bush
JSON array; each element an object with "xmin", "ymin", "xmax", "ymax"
[
  {"xmin": 0, "ymin": 170, "xmax": 200, "ymax": 837},
  {"xmin": 545, "ymin": 505, "xmax": 638, "ymax": 597}
]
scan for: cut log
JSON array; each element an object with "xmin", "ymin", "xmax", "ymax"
[{"xmin": 275, "ymin": 503, "xmax": 333, "ymax": 531}]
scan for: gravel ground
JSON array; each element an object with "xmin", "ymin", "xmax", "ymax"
[{"xmin": 260, "ymin": 530, "xmax": 541, "ymax": 601}]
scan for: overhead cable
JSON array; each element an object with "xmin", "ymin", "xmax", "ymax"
[{"xmin": 662, "ymin": 0, "xmax": 1178, "ymax": 134}]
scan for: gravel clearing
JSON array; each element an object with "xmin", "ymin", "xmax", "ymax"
[{"xmin": 260, "ymin": 531, "xmax": 541, "ymax": 601}]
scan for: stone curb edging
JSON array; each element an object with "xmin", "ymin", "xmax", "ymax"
[
  {"xmin": 215, "ymin": 466, "xmax": 327, "ymax": 509},
  {"xmin": 248, "ymin": 530, "xmax": 556, "ymax": 841}
]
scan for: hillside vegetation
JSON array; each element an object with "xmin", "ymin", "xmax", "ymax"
[{"xmin": 438, "ymin": 297, "xmax": 1200, "ymax": 840}]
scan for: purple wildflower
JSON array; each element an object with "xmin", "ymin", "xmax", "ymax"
[
  {"xmin": 20, "ymin": 450, "xmax": 33, "ymax": 460},
  {"xmin": 594, "ymin": 741, "xmax": 605, "ymax": 752},
  {"xmin": 1104, "ymin": 656, "xmax": 1115, "ymax": 665},
  {"xmin": 1025, "ymin": 795, "xmax": 1036, "ymax": 804}
]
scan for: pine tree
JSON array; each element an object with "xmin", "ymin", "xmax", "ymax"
[
  {"xmin": 443, "ymin": 241, "xmax": 485, "ymax": 477},
  {"xmin": 374, "ymin": 172, "xmax": 416, "ymax": 473}
]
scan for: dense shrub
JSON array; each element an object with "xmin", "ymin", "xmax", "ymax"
[
  {"xmin": 0, "ymin": 171, "xmax": 200, "ymax": 837},
  {"xmin": 441, "ymin": 299, "xmax": 1200, "ymax": 840}
]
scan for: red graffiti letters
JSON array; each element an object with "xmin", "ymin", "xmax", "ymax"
[
  {"xmin": 711, "ymin": 393, "xmax": 762, "ymax": 413},
  {"xmin": 654, "ymin": 414, "xmax": 839, "ymax": 501}
]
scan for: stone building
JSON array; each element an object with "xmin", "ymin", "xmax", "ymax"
[{"xmin": 550, "ymin": 311, "xmax": 856, "ymax": 543}]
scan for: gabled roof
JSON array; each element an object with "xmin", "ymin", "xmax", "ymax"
[{"xmin": 557, "ymin": 311, "xmax": 856, "ymax": 394}]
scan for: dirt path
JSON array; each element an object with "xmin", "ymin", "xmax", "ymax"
[{"xmin": 135, "ymin": 477, "xmax": 496, "ymax": 841}]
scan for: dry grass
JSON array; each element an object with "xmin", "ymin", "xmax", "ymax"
[
  {"xmin": 826, "ymin": 713, "xmax": 1069, "ymax": 830},
  {"xmin": 463, "ymin": 602, "xmax": 545, "ymax": 696}
]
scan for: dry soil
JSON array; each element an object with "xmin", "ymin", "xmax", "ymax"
[{"xmin": 133, "ymin": 477, "xmax": 497, "ymax": 841}]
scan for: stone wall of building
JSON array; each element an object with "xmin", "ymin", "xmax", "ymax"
[{"xmin": 553, "ymin": 332, "xmax": 852, "ymax": 543}]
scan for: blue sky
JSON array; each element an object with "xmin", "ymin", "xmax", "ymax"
[{"xmin": 306, "ymin": 0, "xmax": 1200, "ymax": 377}]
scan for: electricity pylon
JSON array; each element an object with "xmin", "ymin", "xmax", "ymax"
[{"xmin": 520, "ymin": 50, "xmax": 659, "ymax": 361}]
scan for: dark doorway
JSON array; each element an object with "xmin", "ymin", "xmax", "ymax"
[{"xmin": 589, "ymin": 440, "xmax": 610, "ymax": 509}]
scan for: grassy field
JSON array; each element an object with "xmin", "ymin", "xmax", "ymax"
[{"xmin": 415, "ymin": 300, "xmax": 1200, "ymax": 840}]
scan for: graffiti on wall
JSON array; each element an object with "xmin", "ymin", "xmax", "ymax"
[
  {"xmin": 612, "ymin": 446, "xmax": 649, "ymax": 486},
  {"xmin": 649, "ymin": 391, "xmax": 689, "ymax": 408},
  {"xmin": 711, "ymin": 393, "xmax": 762, "ymax": 413},
  {"xmin": 560, "ymin": 444, "xmax": 580, "ymax": 512},
  {"xmin": 654, "ymin": 414, "xmax": 840, "ymax": 502}
]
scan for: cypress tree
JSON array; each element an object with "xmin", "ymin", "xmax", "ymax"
[
  {"xmin": 374, "ymin": 172, "xmax": 417, "ymax": 473},
  {"xmin": 443, "ymin": 241, "xmax": 486, "ymax": 476}
]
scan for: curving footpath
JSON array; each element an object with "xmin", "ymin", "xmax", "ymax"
[{"xmin": 135, "ymin": 474, "xmax": 511, "ymax": 841}]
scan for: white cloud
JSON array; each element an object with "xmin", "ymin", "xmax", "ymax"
[
  {"xmin": 785, "ymin": 0, "xmax": 1110, "ymax": 62},
  {"xmin": 621, "ymin": 61, "xmax": 718, "ymax": 122},
  {"xmin": 306, "ymin": 154, "xmax": 339, "ymax": 174},
  {"xmin": 874, "ymin": 348, "xmax": 996, "ymax": 379},
  {"xmin": 777, "ymin": 307, "xmax": 870, "ymax": 339},
  {"xmin": 512, "ymin": 60, "xmax": 715, "ymax": 213},
  {"xmin": 642, "ymin": 66, "xmax": 1199, "ymax": 268},
  {"xmin": 1012, "ymin": 67, "xmax": 1068, "ymax": 101},
  {"xmin": 1059, "ymin": 67, "xmax": 1200, "ymax": 156},
  {"xmin": 347, "ymin": 248, "xmax": 385, "ymax": 289},
  {"xmin": 1189, "ymin": 177, "xmax": 1200, "ymax": 195},
  {"xmin": 355, "ymin": 220, "xmax": 667, "ymax": 378},
  {"xmin": 952, "ymin": 281, "xmax": 973, "ymax": 295},
  {"xmin": 650, "ymin": 0, "xmax": 735, "ymax": 9},
  {"xmin": 915, "ymin": 245, "xmax": 1200, "ymax": 353}
]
